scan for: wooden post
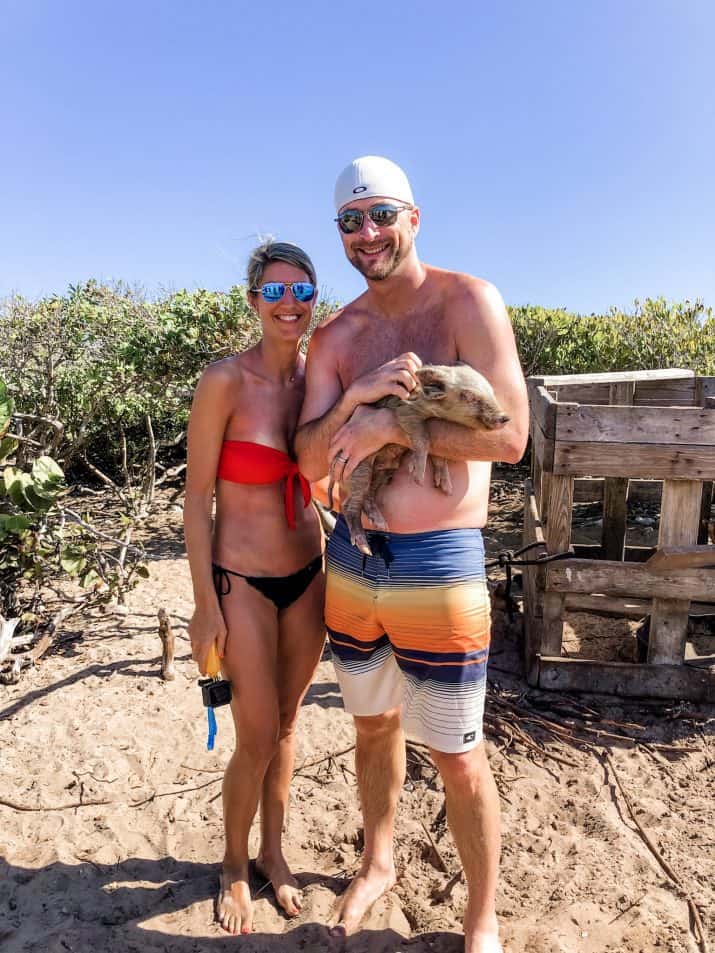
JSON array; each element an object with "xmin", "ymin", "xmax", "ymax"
[
  {"xmin": 648, "ymin": 480, "xmax": 703, "ymax": 665},
  {"xmin": 540, "ymin": 473, "xmax": 574, "ymax": 656},
  {"xmin": 158, "ymin": 608, "xmax": 176, "ymax": 680},
  {"xmin": 601, "ymin": 381, "xmax": 635, "ymax": 560},
  {"xmin": 695, "ymin": 378, "xmax": 714, "ymax": 544},
  {"xmin": 522, "ymin": 480, "xmax": 546, "ymax": 684}
]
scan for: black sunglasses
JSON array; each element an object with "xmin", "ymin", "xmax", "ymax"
[{"xmin": 335, "ymin": 202, "xmax": 412, "ymax": 234}]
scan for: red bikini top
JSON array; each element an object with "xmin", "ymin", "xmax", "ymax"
[{"xmin": 216, "ymin": 440, "xmax": 311, "ymax": 529}]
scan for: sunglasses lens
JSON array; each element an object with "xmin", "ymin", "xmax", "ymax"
[
  {"xmin": 261, "ymin": 282, "xmax": 285, "ymax": 301},
  {"xmin": 292, "ymin": 282, "xmax": 315, "ymax": 302},
  {"xmin": 337, "ymin": 209, "xmax": 363, "ymax": 234},
  {"xmin": 369, "ymin": 204, "xmax": 399, "ymax": 227}
]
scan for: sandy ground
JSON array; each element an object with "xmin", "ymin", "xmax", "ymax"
[{"xmin": 1, "ymin": 469, "xmax": 713, "ymax": 953}]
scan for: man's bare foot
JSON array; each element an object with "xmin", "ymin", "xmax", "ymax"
[
  {"xmin": 255, "ymin": 851, "xmax": 302, "ymax": 918},
  {"xmin": 329, "ymin": 861, "xmax": 396, "ymax": 937},
  {"xmin": 217, "ymin": 865, "xmax": 253, "ymax": 935},
  {"xmin": 464, "ymin": 907, "xmax": 502, "ymax": 953}
]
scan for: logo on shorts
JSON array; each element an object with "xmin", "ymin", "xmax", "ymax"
[{"xmin": 463, "ymin": 730, "xmax": 476, "ymax": 743}]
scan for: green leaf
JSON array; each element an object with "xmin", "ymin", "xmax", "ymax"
[
  {"xmin": 60, "ymin": 550, "xmax": 87, "ymax": 575},
  {"xmin": 135, "ymin": 564, "xmax": 150, "ymax": 578},
  {"xmin": 0, "ymin": 437, "xmax": 18, "ymax": 462},
  {"xmin": 80, "ymin": 569, "xmax": 101, "ymax": 588},
  {"xmin": 4, "ymin": 468, "xmax": 34, "ymax": 508},
  {"xmin": 0, "ymin": 513, "xmax": 32, "ymax": 534},
  {"xmin": 32, "ymin": 455, "xmax": 65, "ymax": 490}
]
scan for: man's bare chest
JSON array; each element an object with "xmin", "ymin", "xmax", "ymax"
[{"xmin": 339, "ymin": 316, "xmax": 457, "ymax": 383}]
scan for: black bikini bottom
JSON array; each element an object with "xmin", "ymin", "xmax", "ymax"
[{"xmin": 212, "ymin": 555, "xmax": 322, "ymax": 612}]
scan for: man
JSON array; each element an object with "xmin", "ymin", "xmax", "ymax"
[{"xmin": 295, "ymin": 156, "xmax": 528, "ymax": 953}]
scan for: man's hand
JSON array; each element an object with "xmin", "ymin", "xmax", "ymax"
[
  {"xmin": 346, "ymin": 352, "xmax": 422, "ymax": 406},
  {"xmin": 329, "ymin": 405, "xmax": 407, "ymax": 481}
]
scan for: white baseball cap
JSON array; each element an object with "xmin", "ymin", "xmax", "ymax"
[{"xmin": 334, "ymin": 155, "xmax": 415, "ymax": 212}]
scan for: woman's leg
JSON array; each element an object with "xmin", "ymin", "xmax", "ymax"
[
  {"xmin": 216, "ymin": 579, "xmax": 281, "ymax": 936},
  {"xmin": 256, "ymin": 569, "xmax": 326, "ymax": 916}
]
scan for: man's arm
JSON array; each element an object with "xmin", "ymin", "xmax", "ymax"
[
  {"xmin": 425, "ymin": 278, "xmax": 529, "ymax": 464},
  {"xmin": 295, "ymin": 320, "xmax": 421, "ymax": 481}
]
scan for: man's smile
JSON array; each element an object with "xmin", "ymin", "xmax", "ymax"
[{"xmin": 355, "ymin": 242, "xmax": 390, "ymax": 257}]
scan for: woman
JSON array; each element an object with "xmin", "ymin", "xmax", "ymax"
[{"xmin": 184, "ymin": 241, "xmax": 326, "ymax": 936}]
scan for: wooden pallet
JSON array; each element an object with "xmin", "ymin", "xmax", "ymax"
[{"xmin": 522, "ymin": 369, "xmax": 715, "ymax": 702}]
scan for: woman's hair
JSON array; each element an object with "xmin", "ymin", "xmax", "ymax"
[{"xmin": 246, "ymin": 240, "xmax": 317, "ymax": 291}]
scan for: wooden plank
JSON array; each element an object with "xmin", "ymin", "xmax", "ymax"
[
  {"xmin": 540, "ymin": 473, "xmax": 573, "ymax": 656},
  {"xmin": 600, "ymin": 381, "xmax": 635, "ymax": 563},
  {"xmin": 529, "ymin": 369, "xmax": 694, "ymax": 387},
  {"xmin": 646, "ymin": 545, "xmax": 715, "ymax": 573},
  {"xmin": 634, "ymin": 378, "xmax": 697, "ymax": 407},
  {"xmin": 572, "ymin": 544, "xmax": 655, "ymax": 562},
  {"xmin": 602, "ymin": 478, "xmax": 629, "ymax": 560},
  {"xmin": 532, "ymin": 451, "xmax": 543, "ymax": 509},
  {"xmin": 555, "ymin": 405, "xmax": 715, "ymax": 446},
  {"xmin": 522, "ymin": 480, "xmax": 545, "ymax": 685},
  {"xmin": 546, "ymin": 559, "xmax": 714, "ymax": 602},
  {"xmin": 649, "ymin": 480, "xmax": 704, "ymax": 665},
  {"xmin": 552, "ymin": 441, "xmax": 715, "ymax": 480},
  {"xmin": 695, "ymin": 376, "xmax": 715, "ymax": 402},
  {"xmin": 563, "ymin": 593, "xmax": 651, "ymax": 617},
  {"xmin": 528, "ymin": 385, "xmax": 558, "ymax": 437},
  {"xmin": 542, "ymin": 473, "xmax": 574, "ymax": 552},
  {"xmin": 699, "ymin": 482, "xmax": 714, "ymax": 545},
  {"xmin": 573, "ymin": 478, "xmax": 663, "ymax": 504},
  {"xmin": 537, "ymin": 657, "xmax": 715, "ymax": 703},
  {"xmin": 530, "ymin": 418, "xmax": 554, "ymax": 474}
]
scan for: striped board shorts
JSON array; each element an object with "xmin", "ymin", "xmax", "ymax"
[{"xmin": 325, "ymin": 515, "xmax": 491, "ymax": 754}]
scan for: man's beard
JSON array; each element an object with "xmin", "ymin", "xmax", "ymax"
[{"xmin": 348, "ymin": 232, "xmax": 413, "ymax": 281}]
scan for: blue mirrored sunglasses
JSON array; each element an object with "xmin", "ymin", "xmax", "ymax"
[{"xmin": 251, "ymin": 281, "xmax": 316, "ymax": 303}]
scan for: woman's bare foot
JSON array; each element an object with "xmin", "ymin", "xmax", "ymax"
[
  {"xmin": 255, "ymin": 851, "xmax": 303, "ymax": 918},
  {"xmin": 329, "ymin": 860, "xmax": 396, "ymax": 937},
  {"xmin": 217, "ymin": 865, "xmax": 253, "ymax": 935}
]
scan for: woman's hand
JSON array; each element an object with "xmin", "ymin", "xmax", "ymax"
[
  {"xmin": 329, "ymin": 405, "xmax": 406, "ymax": 481},
  {"xmin": 346, "ymin": 352, "xmax": 422, "ymax": 407},
  {"xmin": 188, "ymin": 601, "xmax": 228, "ymax": 676}
]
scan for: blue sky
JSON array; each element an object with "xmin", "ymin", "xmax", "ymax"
[{"xmin": 2, "ymin": 0, "xmax": 713, "ymax": 313}]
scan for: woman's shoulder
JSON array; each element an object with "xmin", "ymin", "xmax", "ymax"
[{"xmin": 198, "ymin": 353, "xmax": 246, "ymax": 392}]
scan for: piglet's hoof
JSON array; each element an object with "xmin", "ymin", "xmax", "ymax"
[{"xmin": 353, "ymin": 535, "xmax": 373, "ymax": 557}]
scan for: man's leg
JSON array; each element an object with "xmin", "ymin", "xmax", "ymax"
[
  {"xmin": 331, "ymin": 706, "xmax": 405, "ymax": 936},
  {"xmin": 430, "ymin": 743, "xmax": 502, "ymax": 953}
]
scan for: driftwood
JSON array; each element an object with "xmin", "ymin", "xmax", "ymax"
[{"xmin": 157, "ymin": 608, "xmax": 176, "ymax": 680}]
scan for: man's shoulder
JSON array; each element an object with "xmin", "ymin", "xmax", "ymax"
[
  {"xmin": 427, "ymin": 264, "xmax": 501, "ymax": 305},
  {"xmin": 310, "ymin": 294, "xmax": 369, "ymax": 344}
]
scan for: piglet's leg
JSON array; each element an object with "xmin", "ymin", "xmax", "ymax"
[
  {"xmin": 431, "ymin": 456, "xmax": 453, "ymax": 495},
  {"xmin": 362, "ymin": 495, "xmax": 389, "ymax": 531},
  {"xmin": 395, "ymin": 414, "xmax": 430, "ymax": 485},
  {"xmin": 343, "ymin": 459, "xmax": 375, "ymax": 555}
]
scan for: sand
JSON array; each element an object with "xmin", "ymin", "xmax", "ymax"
[{"xmin": 1, "ymin": 472, "xmax": 713, "ymax": 953}]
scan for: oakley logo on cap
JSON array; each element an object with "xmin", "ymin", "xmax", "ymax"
[{"xmin": 353, "ymin": 186, "xmax": 367, "ymax": 194}]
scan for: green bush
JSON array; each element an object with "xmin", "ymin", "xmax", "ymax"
[{"xmin": 510, "ymin": 297, "xmax": 714, "ymax": 377}]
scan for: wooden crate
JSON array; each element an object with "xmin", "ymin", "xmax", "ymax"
[{"xmin": 523, "ymin": 369, "xmax": 715, "ymax": 702}]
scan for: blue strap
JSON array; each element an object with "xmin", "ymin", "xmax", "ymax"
[{"xmin": 206, "ymin": 706, "xmax": 217, "ymax": 751}]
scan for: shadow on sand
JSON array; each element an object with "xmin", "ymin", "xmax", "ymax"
[{"xmin": 0, "ymin": 855, "xmax": 463, "ymax": 953}]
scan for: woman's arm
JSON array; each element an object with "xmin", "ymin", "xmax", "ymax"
[{"xmin": 183, "ymin": 362, "xmax": 236, "ymax": 673}]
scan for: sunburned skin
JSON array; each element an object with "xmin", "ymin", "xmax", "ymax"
[{"xmin": 327, "ymin": 363, "xmax": 510, "ymax": 554}]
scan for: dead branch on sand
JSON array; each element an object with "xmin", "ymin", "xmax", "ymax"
[{"xmin": 603, "ymin": 752, "xmax": 710, "ymax": 953}]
